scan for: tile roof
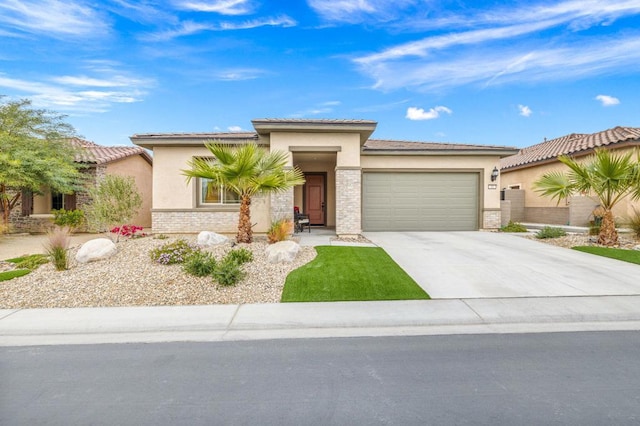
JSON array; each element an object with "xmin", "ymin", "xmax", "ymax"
[
  {"xmin": 252, "ymin": 118, "xmax": 377, "ymax": 125},
  {"xmin": 69, "ymin": 138, "xmax": 152, "ymax": 165},
  {"xmin": 364, "ymin": 139, "xmax": 518, "ymax": 153},
  {"xmin": 130, "ymin": 132, "xmax": 259, "ymax": 140},
  {"xmin": 501, "ymin": 126, "xmax": 640, "ymax": 170}
]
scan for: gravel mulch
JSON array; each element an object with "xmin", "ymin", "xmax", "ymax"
[
  {"xmin": 0, "ymin": 236, "xmax": 316, "ymax": 309},
  {"xmin": 523, "ymin": 232, "xmax": 640, "ymax": 249}
]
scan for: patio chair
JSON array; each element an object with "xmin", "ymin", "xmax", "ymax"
[{"xmin": 294, "ymin": 206, "xmax": 310, "ymax": 233}]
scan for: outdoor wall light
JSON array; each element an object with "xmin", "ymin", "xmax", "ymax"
[{"xmin": 491, "ymin": 166, "xmax": 499, "ymax": 182}]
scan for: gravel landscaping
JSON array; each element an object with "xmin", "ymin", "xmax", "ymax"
[{"xmin": 0, "ymin": 235, "xmax": 316, "ymax": 309}]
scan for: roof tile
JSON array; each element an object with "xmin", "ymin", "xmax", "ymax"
[{"xmin": 69, "ymin": 137, "xmax": 152, "ymax": 165}]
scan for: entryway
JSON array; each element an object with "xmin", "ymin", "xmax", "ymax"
[{"xmin": 304, "ymin": 173, "xmax": 326, "ymax": 226}]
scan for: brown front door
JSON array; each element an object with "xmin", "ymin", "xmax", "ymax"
[{"xmin": 305, "ymin": 174, "xmax": 325, "ymax": 225}]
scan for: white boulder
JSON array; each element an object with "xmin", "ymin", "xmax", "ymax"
[
  {"xmin": 197, "ymin": 231, "xmax": 229, "ymax": 246},
  {"xmin": 265, "ymin": 240, "xmax": 300, "ymax": 263},
  {"xmin": 75, "ymin": 238, "xmax": 117, "ymax": 263},
  {"xmin": 633, "ymin": 245, "xmax": 640, "ymax": 251}
]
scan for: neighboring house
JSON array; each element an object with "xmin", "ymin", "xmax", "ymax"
[
  {"xmin": 10, "ymin": 138, "xmax": 153, "ymax": 232},
  {"xmin": 131, "ymin": 119, "xmax": 517, "ymax": 236},
  {"xmin": 500, "ymin": 126, "xmax": 640, "ymax": 226}
]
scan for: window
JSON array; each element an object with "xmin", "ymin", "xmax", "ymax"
[
  {"xmin": 199, "ymin": 179, "xmax": 240, "ymax": 205},
  {"xmin": 52, "ymin": 193, "xmax": 64, "ymax": 210}
]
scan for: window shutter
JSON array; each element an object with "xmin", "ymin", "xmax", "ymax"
[
  {"xmin": 21, "ymin": 190, "xmax": 33, "ymax": 216},
  {"xmin": 64, "ymin": 193, "xmax": 77, "ymax": 210}
]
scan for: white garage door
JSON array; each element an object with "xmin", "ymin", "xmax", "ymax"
[{"xmin": 362, "ymin": 172, "xmax": 479, "ymax": 231}]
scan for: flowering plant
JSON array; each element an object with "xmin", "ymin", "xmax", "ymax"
[{"xmin": 111, "ymin": 224, "xmax": 146, "ymax": 239}]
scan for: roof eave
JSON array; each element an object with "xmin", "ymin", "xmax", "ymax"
[
  {"xmin": 363, "ymin": 148, "xmax": 519, "ymax": 157},
  {"xmin": 251, "ymin": 120, "xmax": 377, "ymax": 145},
  {"xmin": 130, "ymin": 133, "xmax": 262, "ymax": 149}
]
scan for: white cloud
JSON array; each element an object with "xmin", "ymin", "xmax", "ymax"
[
  {"xmin": 518, "ymin": 105, "xmax": 532, "ymax": 117},
  {"xmin": 176, "ymin": 0, "xmax": 254, "ymax": 15},
  {"xmin": 406, "ymin": 106, "xmax": 452, "ymax": 121},
  {"xmin": 0, "ymin": 0, "xmax": 109, "ymax": 38},
  {"xmin": 595, "ymin": 94, "xmax": 620, "ymax": 106},
  {"xmin": 228, "ymin": 125, "xmax": 244, "ymax": 132},
  {"xmin": 307, "ymin": 0, "xmax": 416, "ymax": 24}
]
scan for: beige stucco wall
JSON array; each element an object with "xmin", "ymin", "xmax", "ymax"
[
  {"xmin": 268, "ymin": 132, "xmax": 361, "ymax": 167},
  {"xmin": 501, "ymin": 146, "xmax": 640, "ymax": 223},
  {"xmin": 152, "ymin": 146, "xmax": 271, "ymax": 232},
  {"xmin": 361, "ymin": 155, "xmax": 503, "ymax": 211},
  {"xmin": 106, "ymin": 155, "xmax": 153, "ymax": 227}
]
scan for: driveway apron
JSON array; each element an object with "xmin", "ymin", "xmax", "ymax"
[{"xmin": 363, "ymin": 232, "xmax": 640, "ymax": 299}]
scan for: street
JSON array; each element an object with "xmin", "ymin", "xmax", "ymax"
[{"xmin": 2, "ymin": 331, "xmax": 640, "ymax": 425}]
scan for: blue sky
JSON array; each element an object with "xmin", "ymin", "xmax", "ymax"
[{"xmin": 1, "ymin": 0, "xmax": 639, "ymax": 148}]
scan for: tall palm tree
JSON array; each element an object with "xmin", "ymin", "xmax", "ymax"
[
  {"xmin": 182, "ymin": 142, "xmax": 305, "ymax": 243},
  {"xmin": 534, "ymin": 148, "xmax": 640, "ymax": 246}
]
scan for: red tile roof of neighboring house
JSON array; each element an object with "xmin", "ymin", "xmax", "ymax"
[
  {"xmin": 501, "ymin": 126, "xmax": 640, "ymax": 170},
  {"xmin": 69, "ymin": 138, "xmax": 152, "ymax": 165}
]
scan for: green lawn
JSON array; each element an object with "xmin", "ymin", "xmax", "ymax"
[
  {"xmin": 572, "ymin": 246, "xmax": 640, "ymax": 265},
  {"xmin": 281, "ymin": 246, "xmax": 430, "ymax": 302}
]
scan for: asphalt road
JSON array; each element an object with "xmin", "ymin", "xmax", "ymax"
[{"xmin": 2, "ymin": 332, "xmax": 640, "ymax": 425}]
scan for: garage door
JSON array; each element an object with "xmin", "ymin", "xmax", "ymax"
[{"xmin": 362, "ymin": 172, "xmax": 479, "ymax": 231}]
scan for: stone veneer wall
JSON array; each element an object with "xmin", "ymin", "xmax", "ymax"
[
  {"xmin": 152, "ymin": 210, "xmax": 239, "ymax": 233},
  {"xmin": 270, "ymin": 188, "xmax": 294, "ymax": 222},
  {"xmin": 335, "ymin": 168, "xmax": 362, "ymax": 236},
  {"xmin": 482, "ymin": 209, "xmax": 501, "ymax": 229}
]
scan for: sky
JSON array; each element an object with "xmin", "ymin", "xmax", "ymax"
[{"xmin": 1, "ymin": 0, "xmax": 640, "ymax": 149}]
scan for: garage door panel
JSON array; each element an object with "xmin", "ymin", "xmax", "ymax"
[{"xmin": 363, "ymin": 172, "xmax": 479, "ymax": 231}]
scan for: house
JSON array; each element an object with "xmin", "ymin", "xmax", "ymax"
[
  {"xmin": 11, "ymin": 138, "xmax": 153, "ymax": 232},
  {"xmin": 131, "ymin": 119, "xmax": 518, "ymax": 236},
  {"xmin": 500, "ymin": 126, "xmax": 640, "ymax": 226}
]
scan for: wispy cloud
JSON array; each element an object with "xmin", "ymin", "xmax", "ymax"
[
  {"xmin": 406, "ymin": 106, "xmax": 452, "ymax": 121},
  {"xmin": 0, "ymin": 64, "xmax": 154, "ymax": 113},
  {"xmin": 214, "ymin": 68, "xmax": 268, "ymax": 81},
  {"xmin": 518, "ymin": 105, "xmax": 532, "ymax": 117},
  {"xmin": 175, "ymin": 0, "xmax": 255, "ymax": 15},
  {"xmin": 291, "ymin": 100, "xmax": 342, "ymax": 117},
  {"xmin": 595, "ymin": 94, "xmax": 620, "ymax": 106},
  {"xmin": 0, "ymin": 0, "xmax": 109, "ymax": 38},
  {"xmin": 227, "ymin": 125, "xmax": 245, "ymax": 131},
  {"xmin": 353, "ymin": 0, "xmax": 640, "ymax": 91},
  {"xmin": 307, "ymin": 0, "xmax": 416, "ymax": 24}
]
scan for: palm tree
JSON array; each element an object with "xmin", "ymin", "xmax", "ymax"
[
  {"xmin": 533, "ymin": 148, "xmax": 640, "ymax": 246},
  {"xmin": 182, "ymin": 142, "xmax": 305, "ymax": 243}
]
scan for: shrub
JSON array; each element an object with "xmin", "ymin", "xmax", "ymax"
[
  {"xmin": 267, "ymin": 218, "xmax": 293, "ymax": 244},
  {"xmin": 111, "ymin": 224, "xmax": 146, "ymax": 239},
  {"xmin": 500, "ymin": 221, "xmax": 528, "ymax": 232},
  {"xmin": 45, "ymin": 226, "xmax": 71, "ymax": 271},
  {"xmin": 150, "ymin": 239, "xmax": 197, "ymax": 265},
  {"xmin": 212, "ymin": 258, "xmax": 245, "ymax": 286},
  {"xmin": 154, "ymin": 234, "xmax": 168, "ymax": 240},
  {"xmin": 7, "ymin": 254, "xmax": 49, "ymax": 270},
  {"xmin": 86, "ymin": 175, "xmax": 142, "ymax": 235},
  {"xmin": 52, "ymin": 209, "xmax": 85, "ymax": 230},
  {"xmin": 183, "ymin": 251, "xmax": 217, "ymax": 277},
  {"xmin": 535, "ymin": 226, "xmax": 567, "ymax": 239},
  {"xmin": 628, "ymin": 207, "xmax": 640, "ymax": 238},
  {"xmin": 225, "ymin": 248, "xmax": 253, "ymax": 265}
]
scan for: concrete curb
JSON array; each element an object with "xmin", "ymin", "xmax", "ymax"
[{"xmin": 2, "ymin": 295, "xmax": 640, "ymax": 346}]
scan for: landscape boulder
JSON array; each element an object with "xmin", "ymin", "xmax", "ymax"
[
  {"xmin": 75, "ymin": 238, "xmax": 117, "ymax": 263},
  {"xmin": 265, "ymin": 240, "xmax": 300, "ymax": 263},
  {"xmin": 633, "ymin": 245, "xmax": 640, "ymax": 251},
  {"xmin": 197, "ymin": 231, "xmax": 229, "ymax": 246}
]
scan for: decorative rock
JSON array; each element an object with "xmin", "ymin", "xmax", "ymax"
[
  {"xmin": 197, "ymin": 231, "xmax": 229, "ymax": 246},
  {"xmin": 75, "ymin": 238, "xmax": 117, "ymax": 263},
  {"xmin": 633, "ymin": 245, "xmax": 640, "ymax": 251},
  {"xmin": 265, "ymin": 240, "xmax": 300, "ymax": 263}
]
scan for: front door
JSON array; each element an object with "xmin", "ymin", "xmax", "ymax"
[{"xmin": 305, "ymin": 174, "xmax": 325, "ymax": 225}]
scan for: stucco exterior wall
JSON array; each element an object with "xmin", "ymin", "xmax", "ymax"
[
  {"xmin": 269, "ymin": 132, "xmax": 361, "ymax": 167},
  {"xmin": 106, "ymin": 155, "xmax": 153, "ymax": 227}
]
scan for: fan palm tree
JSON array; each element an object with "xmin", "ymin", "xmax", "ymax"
[
  {"xmin": 533, "ymin": 148, "xmax": 640, "ymax": 246},
  {"xmin": 182, "ymin": 142, "xmax": 305, "ymax": 243}
]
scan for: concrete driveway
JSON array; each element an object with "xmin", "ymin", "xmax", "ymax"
[{"xmin": 364, "ymin": 232, "xmax": 640, "ymax": 299}]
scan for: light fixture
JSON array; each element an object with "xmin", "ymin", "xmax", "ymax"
[{"xmin": 491, "ymin": 166, "xmax": 499, "ymax": 182}]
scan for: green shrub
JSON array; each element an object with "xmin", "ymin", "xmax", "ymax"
[
  {"xmin": 535, "ymin": 226, "xmax": 567, "ymax": 239},
  {"xmin": 212, "ymin": 258, "xmax": 245, "ymax": 286},
  {"xmin": 225, "ymin": 248, "xmax": 253, "ymax": 265},
  {"xmin": 7, "ymin": 254, "xmax": 49, "ymax": 270},
  {"xmin": 500, "ymin": 221, "xmax": 528, "ymax": 232},
  {"xmin": 52, "ymin": 209, "xmax": 85, "ymax": 230},
  {"xmin": 0, "ymin": 269, "xmax": 31, "ymax": 282},
  {"xmin": 183, "ymin": 251, "xmax": 217, "ymax": 277},
  {"xmin": 150, "ymin": 239, "xmax": 197, "ymax": 265},
  {"xmin": 45, "ymin": 226, "xmax": 71, "ymax": 271},
  {"xmin": 628, "ymin": 207, "xmax": 640, "ymax": 238}
]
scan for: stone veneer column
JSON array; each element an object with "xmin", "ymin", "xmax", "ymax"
[
  {"xmin": 335, "ymin": 167, "xmax": 362, "ymax": 237},
  {"xmin": 482, "ymin": 209, "xmax": 501, "ymax": 229},
  {"xmin": 270, "ymin": 188, "xmax": 294, "ymax": 222}
]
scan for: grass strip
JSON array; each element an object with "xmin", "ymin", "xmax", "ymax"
[
  {"xmin": 282, "ymin": 246, "xmax": 430, "ymax": 302},
  {"xmin": 572, "ymin": 246, "xmax": 640, "ymax": 265},
  {"xmin": 0, "ymin": 269, "xmax": 31, "ymax": 282}
]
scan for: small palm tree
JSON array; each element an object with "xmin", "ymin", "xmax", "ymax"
[
  {"xmin": 534, "ymin": 148, "xmax": 640, "ymax": 246},
  {"xmin": 182, "ymin": 142, "xmax": 305, "ymax": 243}
]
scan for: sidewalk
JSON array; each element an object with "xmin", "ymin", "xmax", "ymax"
[{"xmin": 2, "ymin": 296, "xmax": 640, "ymax": 346}]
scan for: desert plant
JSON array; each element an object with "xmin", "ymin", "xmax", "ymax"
[
  {"xmin": 212, "ymin": 258, "xmax": 245, "ymax": 286},
  {"xmin": 150, "ymin": 239, "xmax": 198, "ymax": 265},
  {"xmin": 52, "ymin": 209, "xmax": 85, "ymax": 231},
  {"xmin": 535, "ymin": 226, "xmax": 567, "ymax": 239},
  {"xmin": 7, "ymin": 254, "xmax": 49, "ymax": 270},
  {"xmin": 154, "ymin": 233, "xmax": 168, "ymax": 240},
  {"xmin": 45, "ymin": 226, "xmax": 71, "ymax": 271},
  {"xmin": 627, "ymin": 206, "xmax": 640, "ymax": 238},
  {"xmin": 183, "ymin": 251, "xmax": 217, "ymax": 277},
  {"xmin": 86, "ymin": 175, "xmax": 142, "ymax": 241},
  {"xmin": 500, "ymin": 221, "xmax": 528, "ymax": 232},
  {"xmin": 267, "ymin": 218, "xmax": 294, "ymax": 243},
  {"xmin": 111, "ymin": 224, "xmax": 146, "ymax": 239},
  {"xmin": 225, "ymin": 247, "xmax": 253, "ymax": 265}
]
